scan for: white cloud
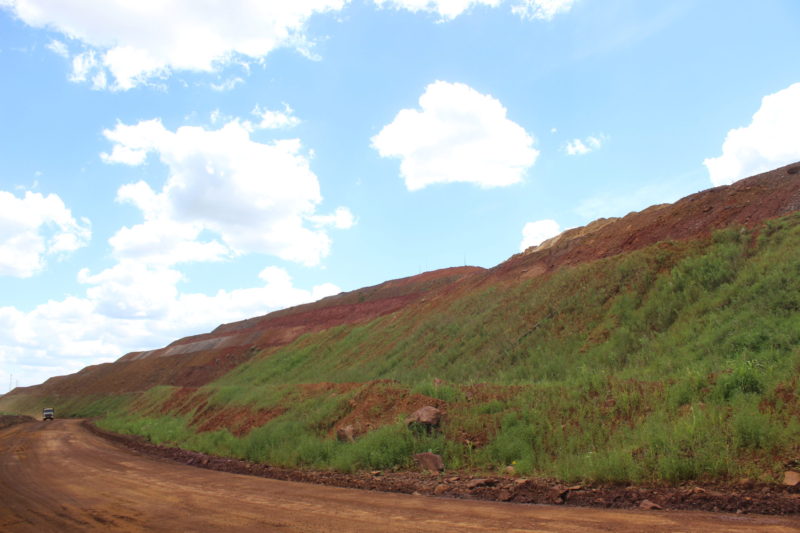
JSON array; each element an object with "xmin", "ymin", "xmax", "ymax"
[
  {"xmin": 45, "ymin": 39, "xmax": 68, "ymax": 57},
  {"xmin": 246, "ymin": 104, "xmax": 301, "ymax": 131},
  {"xmin": 0, "ymin": 190, "xmax": 90, "ymax": 278},
  {"xmin": 704, "ymin": 82, "xmax": 800, "ymax": 186},
  {"xmin": 78, "ymin": 262, "xmax": 182, "ymax": 320},
  {"xmin": 520, "ymin": 219, "xmax": 560, "ymax": 251},
  {"xmin": 512, "ymin": 0, "xmax": 575, "ymax": 20},
  {"xmin": 107, "ymin": 218, "xmax": 229, "ymax": 268},
  {"xmin": 69, "ymin": 50, "xmax": 98, "ymax": 83},
  {"xmin": 210, "ymin": 109, "xmax": 225, "ymax": 125},
  {"xmin": 373, "ymin": 0, "xmax": 500, "ymax": 20},
  {"xmin": 210, "ymin": 77, "xmax": 244, "ymax": 92},
  {"xmin": 308, "ymin": 206, "xmax": 356, "ymax": 229},
  {"xmin": 0, "ymin": 265, "xmax": 340, "ymax": 388},
  {"xmin": 3, "ymin": 0, "xmax": 576, "ymax": 91},
  {"xmin": 2, "ymin": 0, "xmax": 347, "ymax": 90},
  {"xmin": 102, "ymin": 118, "xmax": 350, "ymax": 266},
  {"xmin": 373, "ymin": 0, "xmax": 574, "ymax": 20},
  {"xmin": 565, "ymin": 135, "xmax": 603, "ymax": 156},
  {"xmin": 372, "ymin": 80, "xmax": 538, "ymax": 190},
  {"xmin": 0, "ymin": 113, "xmax": 349, "ymax": 386},
  {"xmin": 256, "ymin": 266, "xmax": 341, "ymax": 306}
]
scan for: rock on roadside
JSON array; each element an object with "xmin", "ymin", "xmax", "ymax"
[{"xmin": 413, "ymin": 452, "xmax": 444, "ymax": 472}]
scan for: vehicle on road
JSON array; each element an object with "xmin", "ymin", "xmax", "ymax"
[{"xmin": 42, "ymin": 407, "xmax": 54, "ymax": 421}]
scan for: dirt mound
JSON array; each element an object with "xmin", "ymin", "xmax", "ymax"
[{"xmin": 84, "ymin": 420, "xmax": 800, "ymax": 515}]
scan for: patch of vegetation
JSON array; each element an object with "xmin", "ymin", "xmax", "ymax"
[{"xmin": 12, "ymin": 212, "xmax": 800, "ymax": 484}]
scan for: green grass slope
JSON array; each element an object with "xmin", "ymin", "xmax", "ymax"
[{"xmin": 19, "ymin": 211, "xmax": 800, "ymax": 484}]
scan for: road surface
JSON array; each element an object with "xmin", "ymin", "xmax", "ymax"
[{"xmin": 0, "ymin": 420, "xmax": 797, "ymax": 532}]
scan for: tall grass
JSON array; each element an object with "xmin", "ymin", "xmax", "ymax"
[{"xmin": 9, "ymin": 213, "xmax": 800, "ymax": 483}]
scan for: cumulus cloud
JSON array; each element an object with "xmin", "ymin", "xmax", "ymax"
[
  {"xmin": 373, "ymin": 0, "xmax": 500, "ymax": 20},
  {"xmin": 246, "ymin": 104, "xmax": 301, "ymax": 131},
  {"xmin": 0, "ymin": 114, "xmax": 350, "ymax": 387},
  {"xmin": 0, "ymin": 190, "xmax": 90, "ymax": 278},
  {"xmin": 520, "ymin": 219, "xmax": 561, "ymax": 251},
  {"xmin": 1, "ymin": 0, "xmax": 346, "ymax": 90},
  {"xmin": 308, "ymin": 206, "xmax": 357, "ymax": 229},
  {"xmin": 565, "ymin": 135, "xmax": 603, "ymax": 156},
  {"xmin": 512, "ymin": 0, "xmax": 576, "ymax": 20},
  {"xmin": 210, "ymin": 77, "xmax": 245, "ymax": 92},
  {"xmin": 704, "ymin": 82, "xmax": 800, "ymax": 186},
  {"xmin": 0, "ymin": 265, "xmax": 340, "ymax": 388},
  {"xmin": 3, "ymin": 0, "xmax": 577, "ymax": 90},
  {"xmin": 372, "ymin": 81, "xmax": 538, "ymax": 190},
  {"xmin": 373, "ymin": 0, "xmax": 574, "ymax": 20},
  {"xmin": 45, "ymin": 38, "xmax": 68, "ymax": 57},
  {"xmin": 78, "ymin": 262, "xmax": 182, "ymax": 320},
  {"xmin": 102, "ymin": 118, "xmax": 351, "ymax": 266}
]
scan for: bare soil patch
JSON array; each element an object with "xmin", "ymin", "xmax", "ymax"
[{"xmin": 332, "ymin": 381, "xmax": 446, "ymax": 438}]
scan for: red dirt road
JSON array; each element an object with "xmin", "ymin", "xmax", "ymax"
[{"xmin": 1, "ymin": 420, "xmax": 798, "ymax": 532}]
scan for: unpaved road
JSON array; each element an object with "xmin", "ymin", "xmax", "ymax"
[{"xmin": 1, "ymin": 420, "xmax": 797, "ymax": 532}]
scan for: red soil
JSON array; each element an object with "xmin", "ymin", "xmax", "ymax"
[
  {"xmin": 9, "ymin": 163, "xmax": 800, "ymax": 399},
  {"xmin": 331, "ymin": 381, "xmax": 447, "ymax": 438},
  {"xmin": 83, "ymin": 420, "xmax": 800, "ymax": 516},
  {"xmin": 492, "ymin": 163, "xmax": 800, "ymax": 280}
]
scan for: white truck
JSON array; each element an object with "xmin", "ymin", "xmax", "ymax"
[{"xmin": 42, "ymin": 408, "xmax": 54, "ymax": 421}]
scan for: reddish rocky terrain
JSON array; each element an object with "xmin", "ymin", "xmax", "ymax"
[
  {"xmin": 13, "ymin": 266, "xmax": 482, "ymax": 396},
  {"xmin": 5, "ymin": 420, "xmax": 796, "ymax": 532},
  {"xmin": 84, "ymin": 420, "xmax": 800, "ymax": 516},
  {"xmin": 4, "ymin": 163, "xmax": 800, "ymax": 525},
  {"xmin": 7, "ymin": 162, "xmax": 800, "ymax": 401},
  {"xmin": 494, "ymin": 162, "xmax": 800, "ymax": 280}
]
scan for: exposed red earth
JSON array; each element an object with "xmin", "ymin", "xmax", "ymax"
[
  {"xmin": 494, "ymin": 162, "xmax": 800, "ymax": 280},
  {"xmin": 82, "ymin": 419, "xmax": 800, "ymax": 516},
  {"xmin": 1, "ymin": 419, "xmax": 798, "ymax": 532},
  {"xmin": 8, "ymin": 163, "xmax": 800, "ymax": 400},
  {"xmin": 14, "ymin": 266, "xmax": 484, "ymax": 396},
  {"xmin": 3, "ymin": 164, "xmax": 800, "ymax": 529}
]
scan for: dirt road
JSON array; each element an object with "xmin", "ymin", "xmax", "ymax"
[{"xmin": 1, "ymin": 420, "xmax": 797, "ymax": 532}]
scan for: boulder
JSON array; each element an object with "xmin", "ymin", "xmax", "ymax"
[
  {"xmin": 783, "ymin": 471, "xmax": 800, "ymax": 486},
  {"xmin": 639, "ymin": 499, "xmax": 663, "ymax": 511},
  {"xmin": 413, "ymin": 452, "xmax": 444, "ymax": 472},
  {"xmin": 466, "ymin": 478, "xmax": 495, "ymax": 489},
  {"xmin": 549, "ymin": 487, "xmax": 568, "ymax": 504},
  {"xmin": 336, "ymin": 424, "xmax": 355, "ymax": 442},
  {"xmin": 405, "ymin": 406, "xmax": 442, "ymax": 428}
]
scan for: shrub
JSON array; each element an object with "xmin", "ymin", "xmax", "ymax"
[
  {"xmin": 731, "ymin": 399, "xmax": 779, "ymax": 451},
  {"xmin": 716, "ymin": 360, "xmax": 765, "ymax": 400}
]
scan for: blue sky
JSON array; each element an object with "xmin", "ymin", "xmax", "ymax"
[{"xmin": 1, "ymin": 0, "xmax": 799, "ymax": 389}]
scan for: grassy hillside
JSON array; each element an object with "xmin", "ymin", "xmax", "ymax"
[{"xmin": 13, "ymin": 211, "xmax": 799, "ymax": 484}]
